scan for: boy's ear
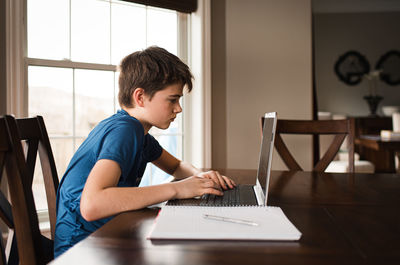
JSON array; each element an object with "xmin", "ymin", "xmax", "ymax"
[{"xmin": 132, "ymin": 88, "xmax": 146, "ymax": 107}]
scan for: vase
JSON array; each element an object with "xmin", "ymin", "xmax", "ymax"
[{"xmin": 363, "ymin": 95, "xmax": 383, "ymax": 116}]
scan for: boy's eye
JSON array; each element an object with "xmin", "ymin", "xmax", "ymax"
[{"xmin": 169, "ymin": 99, "xmax": 178, "ymax": 103}]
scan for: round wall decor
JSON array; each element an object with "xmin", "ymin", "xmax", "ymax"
[{"xmin": 334, "ymin": 51, "xmax": 370, "ymax": 85}]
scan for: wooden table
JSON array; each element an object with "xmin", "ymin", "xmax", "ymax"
[
  {"xmin": 356, "ymin": 135, "xmax": 400, "ymax": 173},
  {"xmin": 51, "ymin": 170, "xmax": 400, "ymax": 265}
]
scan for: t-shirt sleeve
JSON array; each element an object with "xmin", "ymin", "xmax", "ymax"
[
  {"xmin": 142, "ymin": 134, "xmax": 163, "ymax": 162},
  {"xmin": 97, "ymin": 122, "xmax": 143, "ymax": 179}
]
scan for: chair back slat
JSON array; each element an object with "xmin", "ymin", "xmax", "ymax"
[
  {"xmin": 0, "ymin": 153, "xmax": 5, "ymax": 183},
  {"xmin": 0, "ymin": 192, "xmax": 14, "ymax": 229},
  {"xmin": 274, "ymin": 134, "xmax": 303, "ymax": 171},
  {"xmin": 277, "ymin": 120, "xmax": 350, "ymax": 134},
  {"xmin": 0, "ymin": 237, "xmax": 7, "ymax": 265},
  {"xmin": 0, "ymin": 120, "xmax": 8, "ymax": 151},
  {"xmin": 15, "ymin": 118, "xmax": 42, "ymax": 139},
  {"xmin": 262, "ymin": 118, "xmax": 355, "ymax": 173},
  {"xmin": 38, "ymin": 145, "xmax": 59, "ymax": 238},
  {"xmin": 314, "ymin": 134, "xmax": 346, "ymax": 172},
  {"xmin": 36, "ymin": 116, "xmax": 59, "ymax": 238}
]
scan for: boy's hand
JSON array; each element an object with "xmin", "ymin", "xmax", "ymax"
[
  {"xmin": 171, "ymin": 176, "xmax": 223, "ymax": 199},
  {"xmin": 197, "ymin": 170, "xmax": 236, "ymax": 190},
  {"xmin": 171, "ymin": 171, "xmax": 236, "ymax": 199}
]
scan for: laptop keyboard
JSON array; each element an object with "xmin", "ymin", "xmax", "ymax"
[
  {"xmin": 166, "ymin": 184, "xmax": 258, "ymax": 206},
  {"xmin": 200, "ymin": 186, "xmax": 241, "ymax": 206}
]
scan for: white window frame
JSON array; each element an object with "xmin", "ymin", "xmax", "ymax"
[
  {"xmin": 7, "ymin": 0, "xmax": 212, "ymax": 167},
  {"xmin": 5, "ymin": 0, "xmax": 212, "ymax": 224},
  {"xmin": 186, "ymin": 0, "xmax": 212, "ymax": 168}
]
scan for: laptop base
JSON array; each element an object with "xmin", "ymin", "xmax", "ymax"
[{"xmin": 167, "ymin": 185, "xmax": 258, "ymax": 207}]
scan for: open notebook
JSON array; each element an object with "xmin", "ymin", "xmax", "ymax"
[{"xmin": 148, "ymin": 206, "xmax": 301, "ymax": 241}]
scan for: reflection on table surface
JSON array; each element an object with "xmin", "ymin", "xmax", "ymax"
[{"xmin": 51, "ymin": 170, "xmax": 400, "ymax": 265}]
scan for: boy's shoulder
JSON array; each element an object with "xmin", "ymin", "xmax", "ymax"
[{"xmin": 98, "ymin": 110, "xmax": 144, "ymax": 135}]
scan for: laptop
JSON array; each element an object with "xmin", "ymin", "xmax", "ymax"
[{"xmin": 167, "ymin": 112, "xmax": 277, "ymax": 207}]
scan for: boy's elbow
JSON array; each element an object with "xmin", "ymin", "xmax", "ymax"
[{"xmin": 80, "ymin": 196, "xmax": 98, "ymax": 222}]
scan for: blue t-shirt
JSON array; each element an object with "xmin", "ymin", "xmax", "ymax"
[{"xmin": 54, "ymin": 110, "xmax": 163, "ymax": 257}]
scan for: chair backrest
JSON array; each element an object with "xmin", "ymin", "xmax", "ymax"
[
  {"xmin": 13, "ymin": 116, "xmax": 59, "ymax": 239},
  {"xmin": 0, "ymin": 115, "xmax": 59, "ymax": 265},
  {"xmin": 0, "ymin": 118, "xmax": 18, "ymax": 265},
  {"xmin": 261, "ymin": 118, "xmax": 355, "ymax": 172}
]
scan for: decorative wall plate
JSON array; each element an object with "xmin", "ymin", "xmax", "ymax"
[
  {"xmin": 334, "ymin": 51, "xmax": 370, "ymax": 85},
  {"xmin": 375, "ymin": 50, "xmax": 400, "ymax": 85}
]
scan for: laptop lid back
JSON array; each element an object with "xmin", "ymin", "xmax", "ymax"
[{"xmin": 254, "ymin": 112, "xmax": 277, "ymax": 206}]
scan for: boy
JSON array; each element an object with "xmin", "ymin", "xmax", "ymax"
[{"xmin": 54, "ymin": 46, "xmax": 235, "ymax": 257}]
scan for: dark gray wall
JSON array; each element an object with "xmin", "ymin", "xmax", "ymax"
[
  {"xmin": 315, "ymin": 12, "xmax": 400, "ymax": 116},
  {"xmin": 0, "ymin": 0, "xmax": 6, "ymax": 115}
]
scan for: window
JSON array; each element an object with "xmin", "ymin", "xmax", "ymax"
[{"xmin": 27, "ymin": 0, "xmax": 189, "ymax": 210}]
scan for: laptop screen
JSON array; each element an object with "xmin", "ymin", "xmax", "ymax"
[{"xmin": 255, "ymin": 112, "xmax": 277, "ymax": 205}]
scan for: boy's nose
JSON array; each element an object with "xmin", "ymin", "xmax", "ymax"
[{"xmin": 175, "ymin": 103, "xmax": 182, "ymax": 113}]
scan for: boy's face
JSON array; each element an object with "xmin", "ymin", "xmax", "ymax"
[{"xmin": 143, "ymin": 83, "xmax": 183, "ymax": 130}]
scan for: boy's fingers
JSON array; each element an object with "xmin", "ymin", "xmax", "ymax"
[
  {"xmin": 216, "ymin": 171, "xmax": 228, "ymax": 190},
  {"xmin": 221, "ymin": 175, "xmax": 235, "ymax": 189},
  {"xmin": 198, "ymin": 171, "xmax": 235, "ymax": 190},
  {"xmin": 202, "ymin": 179, "xmax": 221, "ymax": 190},
  {"xmin": 203, "ymin": 188, "xmax": 223, "ymax": 196},
  {"xmin": 201, "ymin": 171, "xmax": 223, "ymax": 189}
]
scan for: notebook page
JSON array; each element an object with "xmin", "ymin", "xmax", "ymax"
[{"xmin": 148, "ymin": 206, "xmax": 301, "ymax": 241}]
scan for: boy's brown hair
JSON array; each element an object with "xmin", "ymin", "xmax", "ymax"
[{"xmin": 118, "ymin": 46, "xmax": 193, "ymax": 107}]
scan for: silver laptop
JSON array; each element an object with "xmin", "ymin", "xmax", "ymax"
[{"xmin": 167, "ymin": 112, "xmax": 277, "ymax": 207}]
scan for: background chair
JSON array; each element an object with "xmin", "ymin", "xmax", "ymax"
[
  {"xmin": 0, "ymin": 115, "xmax": 59, "ymax": 265},
  {"xmin": 261, "ymin": 118, "xmax": 355, "ymax": 172}
]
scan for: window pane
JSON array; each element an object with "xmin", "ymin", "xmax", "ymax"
[
  {"xmin": 111, "ymin": 1, "xmax": 146, "ymax": 65},
  {"xmin": 71, "ymin": 0, "xmax": 110, "ymax": 63},
  {"xmin": 114, "ymin": 71, "xmax": 120, "ymax": 111},
  {"xmin": 74, "ymin": 137, "xmax": 86, "ymax": 152},
  {"xmin": 147, "ymin": 7, "xmax": 177, "ymax": 54},
  {"xmin": 74, "ymin": 69, "xmax": 115, "ymax": 137},
  {"xmin": 28, "ymin": 66, "xmax": 73, "ymax": 136},
  {"xmin": 50, "ymin": 138, "xmax": 75, "ymax": 179},
  {"xmin": 158, "ymin": 134, "xmax": 182, "ymax": 159},
  {"xmin": 32, "ymin": 156, "xmax": 47, "ymax": 211},
  {"xmin": 27, "ymin": 0, "xmax": 70, "ymax": 60},
  {"xmin": 140, "ymin": 133, "xmax": 182, "ymax": 186}
]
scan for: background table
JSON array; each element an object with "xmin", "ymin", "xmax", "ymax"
[
  {"xmin": 356, "ymin": 135, "xmax": 400, "ymax": 173},
  {"xmin": 51, "ymin": 170, "xmax": 400, "ymax": 265}
]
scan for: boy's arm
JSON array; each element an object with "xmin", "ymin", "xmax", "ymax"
[
  {"xmin": 80, "ymin": 159, "xmax": 224, "ymax": 222},
  {"xmin": 152, "ymin": 149, "xmax": 236, "ymax": 190}
]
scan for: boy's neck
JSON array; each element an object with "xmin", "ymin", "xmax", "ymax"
[{"xmin": 122, "ymin": 107, "xmax": 151, "ymax": 134}]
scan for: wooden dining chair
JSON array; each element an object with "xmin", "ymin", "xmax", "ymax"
[
  {"xmin": 261, "ymin": 118, "xmax": 355, "ymax": 172},
  {"xmin": 0, "ymin": 118, "xmax": 18, "ymax": 265},
  {"xmin": 1, "ymin": 115, "xmax": 59, "ymax": 265}
]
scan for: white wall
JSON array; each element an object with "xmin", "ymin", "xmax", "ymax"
[{"xmin": 212, "ymin": 0, "xmax": 313, "ymax": 170}]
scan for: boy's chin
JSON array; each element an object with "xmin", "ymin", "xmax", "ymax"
[{"xmin": 155, "ymin": 123, "xmax": 170, "ymax": 130}]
